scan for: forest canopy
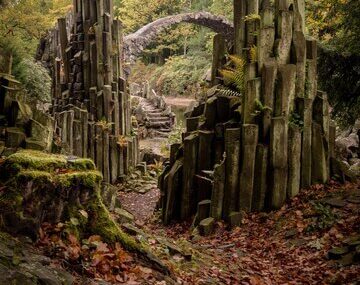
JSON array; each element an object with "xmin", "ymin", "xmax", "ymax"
[{"xmin": 0, "ymin": 0, "xmax": 359, "ymax": 122}]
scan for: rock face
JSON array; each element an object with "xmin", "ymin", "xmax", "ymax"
[
  {"xmin": 159, "ymin": 0, "xmax": 337, "ymax": 225},
  {"xmin": 0, "ymin": 231, "xmax": 74, "ymax": 285},
  {"xmin": 36, "ymin": 0, "xmax": 139, "ymax": 183},
  {"xmin": 0, "ymin": 75, "xmax": 54, "ymax": 155}
]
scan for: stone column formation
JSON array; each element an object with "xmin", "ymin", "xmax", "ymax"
[
  {"xmin": 159, "ymin": 0, "xmax": 336, "ymax": 226},
  {"xmin": 43, "ymin": 0, "xmax": 138, "ymax": 182}
]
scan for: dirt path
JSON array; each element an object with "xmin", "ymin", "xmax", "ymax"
[
  {"xmin": 118, "ymin": 188, "xmax": 160, "ymax": 224},
  {"xmin": 118, "ymin": 180, "xmax": 360, "ymax": 284}
]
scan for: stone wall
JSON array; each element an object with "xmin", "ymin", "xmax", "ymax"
[
  {"xmin": 37, "ymin": 0, "xmax": 139, "ymax": 182},
  {"xmin": 159, "ymin": 0, "xmax": 337, "ymax": 226}
]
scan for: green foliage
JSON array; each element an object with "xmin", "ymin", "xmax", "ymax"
[
  {"xmin": 130, "ymin": 54, "xmax": 211, "ymax": 97},
  {"xmin": 209, "ymin": 0, "xmax": 232, "ymax": 20},
  {"xmin": 117, "ymin": 0, "xmax": 183, "ymax": 34},
  {"xmin": 13, "ymin": 58, "xmax": 52, "ymax": 103},
  {"xmin": 0, "ymin": 0, "xmax": 70, "ymax": 103},
  {"xmin": 317, "ymin": 47, "xmax": 360, "ymax": 127},
  {"xmin": 161, "ymin": 121, "xmax": 184, "ymax": 156},
  {"xmin": 251, "ymin": 99, "xmax": 272, "ymax": 119},
  {"xmin": 306, "ymin": 0, "xmax": 360, "ymax": 56},
  {"xmin": 305, "ymin": 0, "xmax": 360, "ymax": 127},
  {"xmin": 218, "ymin": 55, "xmax": 246, "ymax": 97},
  {"xmin": 168, "ymin": 121, "xmax": 184, "ymax": 145}
]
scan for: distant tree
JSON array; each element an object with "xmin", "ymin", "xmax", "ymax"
[
  {"xmin": 0, "ymin": 0, "xmax": 70, "ymax": 101},
  {"xmin": 306, "ymin": 0, "xmax": 360, "ymax": 55}
]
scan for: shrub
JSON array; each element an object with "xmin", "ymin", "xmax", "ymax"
[{"xmin": 14, "ymin": 58, "xmax": 52, "ymax": 103}]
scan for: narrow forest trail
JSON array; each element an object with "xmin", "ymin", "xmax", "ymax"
[{"xmin": 117, "ymin": 180, "xmax": 360, "ymax": 284}]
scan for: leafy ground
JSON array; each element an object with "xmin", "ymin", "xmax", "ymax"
[
  {"xmin": 119, "ymin": 180, "xmax": 360, "ymax": 284},
  {"xmin": 21, "ymin": 178, "xmax": 359, "ymax": 284}
]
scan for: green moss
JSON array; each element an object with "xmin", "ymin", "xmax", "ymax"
[
  {"xmin": 56, "ymin": 171, "xmax": 103, "ymax": 188},
  {"xmin": 5, "ymin": 150, "xmax": 67, "ymax": 172},
  {"xmin": 67, "ymin": 158, "xmax": 96, "ymax": 171},
  {"xmin": 87, "ymin": 191, "xmax": 146, "ymax": 253},
  {"xmin": 16, "ymin": 170, "xmax": 53, "ymax": 185}
]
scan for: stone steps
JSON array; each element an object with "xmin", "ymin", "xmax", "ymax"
[
  {"xmin": 147, "ymin": 112, "xmax": 163, "ymax": 117},
  {"xmin": 148, "ymin": 117, "xmax": 170, "ymax": 123},
  {"xmin": 153, "ymin": 130, "xmax": 171, "ymax": 138},
  {"xmin": 135, "ymin": 96, "xmax": 175, "ymax": 136},
  {"xmin": 147, "ymin": 121, "xmax": 171, "ymax": 129},
  {"xmin": 159, "ymin": 128, "xmax": 172, "ymax": 132}
]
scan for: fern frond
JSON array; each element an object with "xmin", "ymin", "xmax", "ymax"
[
  {"xmin": 233, "ymin": 69, "xmax": 246, "ymax": 94},
  {"xmin": 228, "ymin": 55, "xmax": 246, "ymax": 70},
  {"xmin": 219, "ymin": 69, "xmax": 236, "ymax": 85},
  {"xmin": 216, "ymin": 88, "xmax": 242, "ymax": 97}
]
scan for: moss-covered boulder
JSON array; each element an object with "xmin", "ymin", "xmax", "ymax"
[{"xmin": 0, "ymin": 150, "xmax": 145, "ymax": 254}]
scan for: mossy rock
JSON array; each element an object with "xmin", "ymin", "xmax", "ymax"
[
  {"xmin": 1, "ymin": 150, "xmax": 97, "ymax": 181},
  {"xmin": 56, "ymin": 170, "xmax": 102, "ymax": 188},
  {"xmin": 67, "ymin": 157, "xmax": 96, "ymax": 171},
  {"xmin": 0, "ymin": 150, "xmax": 170, "ymax": 275},
  {"xmin": 2, "ymin": 150, "xmax": 67, "ymax": 177}
]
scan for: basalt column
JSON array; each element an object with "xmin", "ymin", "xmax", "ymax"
[
  {"xmin": 44, "ymin": 0, "xmax": 137, "ymax": 182},
  {"xmin": 159, "ymin": 0, "xmax": 333, "ymax": 226}
]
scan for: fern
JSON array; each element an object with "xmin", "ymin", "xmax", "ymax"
[
  {"xmin": 218, "ymin": 55, "xmax": 246, "ymax": 97},
  {"xmin": 217, "ymin": 88, "xmax": 242, "ymax": 97},
  {"xmin": 228, "ymin": 55, "xmax": 246, "ymax": 70},
  {"xmin": 251, "ymin": 99, "xmax": 273, "ymax": 118}
]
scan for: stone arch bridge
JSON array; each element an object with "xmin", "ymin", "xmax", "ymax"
[{"xmin": 124, "ymin": 11, "xmax": 234, "ymax": 61}]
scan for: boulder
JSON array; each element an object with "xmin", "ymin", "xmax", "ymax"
[
  {"xmin": 133, "ymin": 104, "xmax": 147, "ymax": 124},
  {"xmin": 330, "ymin": 157, "xmax": 358, "ymax": 182},
  {"xmin": 336, "ymin": 133, "xmax": 359, "ymax": 159},
  {"xmin": 349, "ymin": 162, "xmax": 360, "ymax": 177},
  {"xmin": 0, "ymin": 150, "xmax": 143, "ymax": 253},
  {"xmin": 198, "ymin": 217, "xmax": 215, "ymax": 236},
  {"xmin": 328, "ymin": 247, "xmax": 349, "ymax": 260}
]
